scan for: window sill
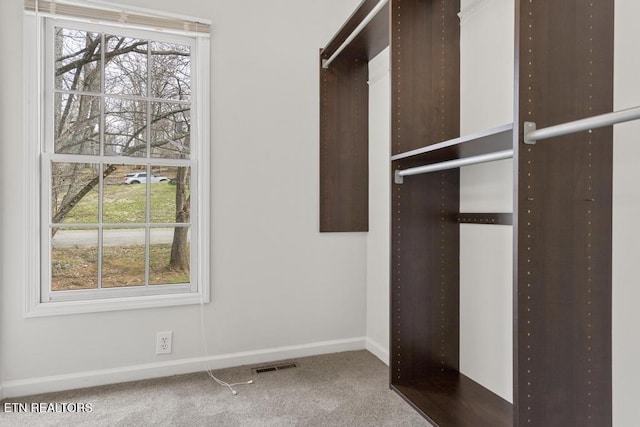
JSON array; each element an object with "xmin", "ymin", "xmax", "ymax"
[{"xmin": 25, "ymin": 290, "xmax": 209, "ymax": 318}]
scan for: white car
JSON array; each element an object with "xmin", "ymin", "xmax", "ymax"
[{"xmin": 123, "ymin": 172, "xmax": 169, "ymax": 184}]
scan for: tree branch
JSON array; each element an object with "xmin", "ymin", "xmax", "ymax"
[{"xmin": 56, "ymin": 40, "xmax": 148, "ymax": 77}]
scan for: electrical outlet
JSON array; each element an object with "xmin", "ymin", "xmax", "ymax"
[{"xmin": 156, "ymin": 331, "xmax": 172, "ymax": 354}]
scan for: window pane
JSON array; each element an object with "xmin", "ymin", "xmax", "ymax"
[
  {"xmin": 55, "ymin": 27, "xmax": 102, "ymax": 93},
  {"xmin": 104, "ymin": 35, "xmax": 147, "ymax": 97},
  {"xmin": 102, "ymin": 228, "xmax": 146, "ymax": 288},
  {"xmin": 150, "ymin": 166, "xmax": 190, "ymax": 223},
  {"xmin": 150, "ymin": 102, "xmax": 190, "ymax": 159},
  {"xmin": 104, "ymin": 97, "xmax": 146, "ymax": 157},
  {"xmin": 103, "ymin": 165, "xmax": 147, "ymax": 224},
  {"xmin": 150, "ymin": 41, "xmax": 190, "ymax": 100},
  {"xmin": 149, "ymin": 227, "xmax": 190, "ymax": 285},
  {"xmin": 43, "ymin": 22, "xmax": 202, "ymax": 304},
  {"xmin": 51, "ymin": 228, "xmax": 98, "ymax": 291},
  {"xmin": 54, "ymin": 93, "xmax": 101, "ymax": 155},
  {"xmin": 51, "ymin": 162, "xmax": 99, "ymax": 224}
]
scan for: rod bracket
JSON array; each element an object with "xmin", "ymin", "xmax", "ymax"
[
  {"xmin": 394, "ymin": 170, "xmax": 404, "ymax": 184},
  {"xmin": 321, "ymin": 58, "xmax": 329, "ymax": 69},
  {"xmin": 524, "ymin": 121, "xmax": 537, "ymax": 144}
]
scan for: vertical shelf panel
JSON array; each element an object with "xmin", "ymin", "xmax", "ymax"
[
  {"xmin": 318, "ymin": 0, "xmax": 390, "ymax": 233},
  {"xmin": 515, "ymin": 1, "xmax": 614, "ymax": 425},
  {"xmin": 391, "ymin": 158, "xmax": 460, "ymax": 383},
  {"xmin": 391, "ymin": 0, "xmax": 460, "ymax": 156},
  {"xmin": 319, "ymin": 53, "xmax": 369, "ymax": 232},
  {"xmin": 390, "ymin": 0, "xmax": 462, "ymax": 398}
]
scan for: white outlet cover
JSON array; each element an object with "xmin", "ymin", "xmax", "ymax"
[{"xmin": 156, "ymin": 331, "xmax": 172, "ymax": 354}]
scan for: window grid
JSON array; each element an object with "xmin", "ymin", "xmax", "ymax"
[{"xmin": 43, "ymin": 19, "xmax": 197, "ymax": 302}]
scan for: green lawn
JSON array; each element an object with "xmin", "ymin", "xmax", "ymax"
[
  {"xmin": 51, "ymin": 174, "xmax": 190, "ymax": 289},
  {"xmin": 62, "ymin": 182, "xmax": 183, "ymax": 224}
]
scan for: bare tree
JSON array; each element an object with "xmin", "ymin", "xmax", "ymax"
[
  {"xmin": 170, "ymin": 166, "xmax": 190, "ymax": 271},
  {"xmin": 53, "ymin": 27, "xmax": 193, "ymax": 274}
]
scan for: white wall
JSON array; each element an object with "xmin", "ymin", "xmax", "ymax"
[
  {"xmin": 613, "ymin": 0, "xmax": 640, "ymax": 424},
  {"xmin": 458, "ymin": 0, "xmax": 514, "ymax": 402},
  {"xmin": 0, "ymin": 0, "xmax": 366, "ymax": 397},
  {"xmin": 366, "ymin": 47, "xmax": 391, "ymax": 364},
  {"xmin": 0, "ymin": 0, "xmax": 24, "ymax": 397}
]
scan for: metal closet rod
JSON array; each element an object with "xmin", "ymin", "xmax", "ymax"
[
  {"xmin": 394, "ymin": 149, "xmax": 513, "ymax": 184},
  {"xmin": 524, "ymin": 105, "xmax": 640, "ymax": 144},
  {"xmin": 321, "ymin": 0, "xmax": 388, "ymax": 69}
]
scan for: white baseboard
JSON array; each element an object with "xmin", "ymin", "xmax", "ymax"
[
  {"xmin": 366, "ymin": 337, "xmax": 389, "ymax": 365},
  {"xmin": 0, "ymin": 337, "xmax": 366, "ymax": 399}
]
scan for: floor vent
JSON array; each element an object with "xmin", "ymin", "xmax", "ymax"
[{"xmin": 252, "ymin": 362, "xmax": 298, "ymax": 374}]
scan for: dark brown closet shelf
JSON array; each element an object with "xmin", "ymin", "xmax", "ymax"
[
  {"xmin": 390, "ymin": 123, "xmax": 513, "ymax": 166},
  {"xmin": 319, "ymin": 0, "xmax": 390, "ymax": 232},
  {"xmin": 320, "ymin": 0, "xmax": 389, "ymax": 65},
  {"xmin": 320, "ymin": 0, "xmax": 614, "ymax": 424},
  {"xmin": 392, "ymin": 371, "xmax": 512, "ymax": 427}
]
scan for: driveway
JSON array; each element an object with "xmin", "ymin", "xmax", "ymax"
[{"xmin": 52, "ymin": 228, "xmax": 184, "ymax": 248}]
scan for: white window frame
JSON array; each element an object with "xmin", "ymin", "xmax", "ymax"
[{"xmin": 24, "ymin": 11, "xmax": 211, "ymax": 317}]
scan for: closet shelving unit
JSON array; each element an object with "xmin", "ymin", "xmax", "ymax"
[
  {"xmin": 320, "ymin": 0, "xmax": 614, "ymax": 426},
  {"xmin": 319, "ymin": 0, "xmax": 389, "ymax": 232}
]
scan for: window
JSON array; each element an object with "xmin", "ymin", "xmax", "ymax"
[{"xmin": 24, "ymin": 6, "xmax": 210, "ymax": 316}]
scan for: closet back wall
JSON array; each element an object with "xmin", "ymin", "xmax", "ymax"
[
  {"xmin": 366, "ymin": 47, "xmax": 392, "ymax": 363},
  {"xmin": 612, "ymin": 0, "xmax": 640, "ymax": 423},
  {"xmin": 458, "ymin": 0, "xmax": 514, "ymax": 403}
]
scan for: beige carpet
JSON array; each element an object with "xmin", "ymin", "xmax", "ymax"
[{"xmin": 0, "ymin": 350, "xmax": 431, "ymax": 426}]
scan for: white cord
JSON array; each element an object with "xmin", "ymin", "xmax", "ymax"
[{"xmin": 199, "ymin": 295, "xmax": 254, "ymax": 395}]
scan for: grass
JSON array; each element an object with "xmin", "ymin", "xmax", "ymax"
[
  {"xmin": 62, "ymin": 182, "xmax": 182, "ymax": 224},
  {"xmin": 51, "ymin": 243, "xmax": 190, "ymax": 291},
  {"xmin": 51, "ymin": 167, "xmax": 191, "ymax": 289}
]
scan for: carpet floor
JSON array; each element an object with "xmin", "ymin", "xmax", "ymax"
[{"xmin": 0, "ymin": 350, "xmax": 431, "ymax": 426}]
